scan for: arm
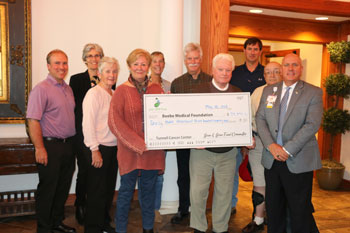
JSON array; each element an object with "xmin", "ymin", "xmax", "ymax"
[
  {"xmin": 256, "ymin": 88, "xmax": 288, "ymax": 161},
  {"xmin": 108, "ymin": 87, "xmax": 147, "ymax": 154},
  {"xmin": 27, "ymin": 119, "xmax": 48, "ymax": 166},
  {"xmin": 82, "ymin": 89, "xmax": 103, "ymax": 167},
  {"xmin": 82, "ymin": 89, "xmax": 100, "ymax": 151},
  {"xmin": 283, "ymin": 88, "xmax": 323, "ymax": 156}
]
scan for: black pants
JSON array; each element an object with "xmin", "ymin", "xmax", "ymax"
[
  {"xmin": 84, "ymin": 145, "xmax": 118, "ymax": 233},
  {"xmin": 265, "ymin": 161, "xmax": 315, "ymax": 233},
  {"xmin": 36, "ymin": 139, "xmax": 75, "ymax": 233},
  {"xmin": 175, "ymin": 149, "xmax": 190, "ymax": 213},
  {"xmin": 74, "ymin": 133, "xmax": 90, "ymax": 207}
]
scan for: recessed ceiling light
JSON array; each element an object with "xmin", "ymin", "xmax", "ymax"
[
  {"xmin": 315, "ymin": 17, "xmax": 329, "ymax": 20},
  {"xmin": 249, "ymin": 9, "xmax": 263, "ymax": 14}
]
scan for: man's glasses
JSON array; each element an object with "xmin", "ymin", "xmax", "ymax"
[{"xmin": 264, "ymin": 70, "xmax": 280, "ymax": 76}]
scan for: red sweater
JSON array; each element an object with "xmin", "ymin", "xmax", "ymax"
[{"xmin": 108, "ymin": 83, "xmax": 165, "ymax": 175}]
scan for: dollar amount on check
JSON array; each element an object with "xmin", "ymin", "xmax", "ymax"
[{"xmin": 144, "ymin": 93, "xmax": 252, "ymax": 150}]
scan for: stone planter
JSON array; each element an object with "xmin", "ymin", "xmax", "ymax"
[{"xmin": 316, "ymin": 166, "xmax": 345, "ymax": 190}]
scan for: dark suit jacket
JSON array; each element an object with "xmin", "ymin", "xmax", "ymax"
[
  {"xmin": 69, "ymin": 70, "xmax": 92, "ymax": 136},
  {"xmin": 256, "ymin": 80, "xmax": 323, "ymax": 174}
]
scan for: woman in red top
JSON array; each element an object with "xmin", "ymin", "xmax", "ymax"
[{"xmin": 108, "ymin": 49, "xmax": 165, "ymax": 233}]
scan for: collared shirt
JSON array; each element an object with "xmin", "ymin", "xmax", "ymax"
[
  {"xmin": 281, "ymin": 81, "xmax": 298, "ymax": 111},
  {"xmin": 212, "ymin": 78, "xmax": 229, "ymax": 91},
  {"xmin": 170, "ymin": 71, "xmax": 212, "ymax": 94},
  {"xmin": 26, "ymin": 74, "xmax": 76, "ymax": 138},
  {"xmin": 230, "ymin": 63, "xmax": 265, "ymax": 94},
  {"xmin": 82, "ymin": 85, "xmax": 117, "ymax": 151}
]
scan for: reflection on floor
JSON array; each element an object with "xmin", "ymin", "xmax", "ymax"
[{"xmin": 0, "ymin": 178, "xmax": 349, "ymax": 233}]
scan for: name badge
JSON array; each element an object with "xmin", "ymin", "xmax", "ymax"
[{"xmin": 266, "ymin": 95, "xmax": 277, "ymax": 108}]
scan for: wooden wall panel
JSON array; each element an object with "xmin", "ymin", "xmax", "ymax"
[
  {"xmin": 339, "ymin": 21, "xmax": 350, "ymax": 41},
  {"xmin": 200, "ymin": 0, "xmax": 230, "ymax": 74},
  {"xmin": 230, "ymin": 0, "xmax": 350, "ymax": 17},
  {"xmin": 229, "ymin": 12, "xmax": 339, "ymax": 44}
]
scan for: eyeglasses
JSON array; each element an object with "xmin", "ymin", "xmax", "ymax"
[
  {"xmin": 264, "ymin": 70, "xmax": 280, "ymax": 76},
  {"xmin": 86, "ymin": 54, "xmax": 101, "ymax": 59}
]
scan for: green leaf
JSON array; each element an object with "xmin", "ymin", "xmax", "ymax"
[{"xmin": 326, "ymin": 41, "xmax": 350, "ymax": 63}]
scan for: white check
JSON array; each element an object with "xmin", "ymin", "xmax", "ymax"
[{"xmin": 144, "ymin": 93, "xmax": 252, "ymax": 150}]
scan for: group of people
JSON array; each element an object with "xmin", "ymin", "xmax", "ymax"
[{"xmin": 26, "ymin": 37, "xmax": 323, "ymax": 233}]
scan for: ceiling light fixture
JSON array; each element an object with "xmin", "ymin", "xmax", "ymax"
[
  {"xmin": 249, "ymin": 9, "xmax": 263, "ymax": 14},
  {"xmin": 315, "ymin": 17, "xmax": 329, "ymax": 20}
]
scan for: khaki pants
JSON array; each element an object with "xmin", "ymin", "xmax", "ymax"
[{"xmin": 189, "ymin": 148, "xmax": 237, "ymax": 232}]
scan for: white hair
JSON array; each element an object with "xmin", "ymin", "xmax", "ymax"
[
  {"xmin": 98, "ymin": 56, "xmax": 120, "ymax": 74},
  {"xmin": 212, "ymin": 53, "xmax": 235, "ymax": 69},
  {"xmin": 184, "ymin": 42, "xmax": 203, "ymax": 59}
]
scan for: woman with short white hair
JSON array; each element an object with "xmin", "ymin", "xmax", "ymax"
[{"xmin": 82, "ymin": 56, "xmax": 119, "ymax": 233}]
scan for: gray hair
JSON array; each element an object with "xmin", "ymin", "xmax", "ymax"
[
  {"xmin": 184, "ymin": 42, "xmax": 203, "ymax": 59},
  {"xmin": 98, "ymin": 56, "xmax": 120, "ymax": 74},
  {"xmin": 82, "ymin": 43, "xmax": 104, "ymax": 62},
  {"xmin": 212, "ymin": 53, "xmax": 235, "ymax": 69}
]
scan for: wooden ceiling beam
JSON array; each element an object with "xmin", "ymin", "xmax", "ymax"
[
  {"xmin": 229, "ymin": 11, "xmax": 340, "ymax": 44},
  {"xmin": 230, "ymin": 0, "xmax": 350, "ymax": 17}
]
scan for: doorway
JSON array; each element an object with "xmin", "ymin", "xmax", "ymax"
[{"xmin": 228, "ymin": 38, "xmax": 323, "ymax": 88}]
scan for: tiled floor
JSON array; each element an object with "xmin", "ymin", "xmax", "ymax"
[{"xmin": 0, "ymin": 178, "xmax": 349, "ymax": 233}]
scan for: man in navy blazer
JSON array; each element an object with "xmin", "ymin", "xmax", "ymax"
[{"xmin": 256, "ymin": 53, "xmax": 323, "ymax": 233}]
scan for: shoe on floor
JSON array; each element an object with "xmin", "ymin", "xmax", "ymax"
[
  {"xmin": 170, "ymin": 211, "xmax": 189, "ymax": 224},
  {"xmin": 193, "ymin": 229, "xmax": 205, "ymax": 233},
  {"xmin": 231, "ymin": 207, "xmax": 237, "ymax": 215},
  {"xmin": 102, "ymin": 224, "xmax": 115, "ymax": 233},
  {"xmin": 143, "ymin": 228, "xmax": 154, "ymax": 233},
  {"xmin": 242, "ymin": 220, "xmax": 264, "ymax": 233},
  {"xmin": 52, "ymin": 223, "xmax": 76, "ymax": 233}
]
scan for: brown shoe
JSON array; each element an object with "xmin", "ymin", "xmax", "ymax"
[{"xmin": 242, "ymin": 221, "xmax": 264, "ymax": 233}]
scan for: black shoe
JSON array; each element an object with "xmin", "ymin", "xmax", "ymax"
[
  {"xmin": 242, "ymin": 221, "xmax": 264, "ymax": 233},
  {"xmin": 143, "ymin": 228, "xmax": 154, "ymax": 233},
  {"xmin": 193, "ymin": 229, "xmax": 205, "ymax": 233},
  {"xmin": 75, "ymin": 205, "xmax": 85, "ymax": 225},
  {"xmin": 102, "ymin": 224, "xmax": 115, "ymax": 233},
  {"xmin": 170, "ymin": 211, "xmax": 189, "ymax": 224},
  {"xmin": 52, "ymin": 223, "xmax": 76, "ymax": 233},
  {"xmin": 231, "ymin": 207, "xmax": 237, "ymax": 215}
]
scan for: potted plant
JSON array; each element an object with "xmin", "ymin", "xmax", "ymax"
[{"xmin": 316, "ymin": 41, "xmax": 350, "ymax": 190}]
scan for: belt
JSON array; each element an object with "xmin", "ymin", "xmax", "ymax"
[{"xmin": 43, "ymin": 137, "xmax": 73, "ymax": 143}]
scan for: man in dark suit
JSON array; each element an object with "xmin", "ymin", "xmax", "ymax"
[
  {"xmin": 69, "ymin": 43, "xmax": 104, "ymax": 225},
  {"xmin": 256, "ymin": 53, "xmax": 323, "ymax": 233}
]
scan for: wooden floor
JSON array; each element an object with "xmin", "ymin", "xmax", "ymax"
[{"xmin": 1, "ymin": 178, "xmax": 350, "ymax": 233}]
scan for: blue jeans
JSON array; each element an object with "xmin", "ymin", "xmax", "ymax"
[
  {"xmin": 154, "ymin": 174, "xmax": 164, "ymax": 210},
  {"xmin": 115, "ymin": 169, "xmax": 158, "ymax": 233},
  {"xmin": 138, "ymin": 174, "xmax": 164, "ymax": 210},
  {"xmin": 231, "ymin": 150, "xmax": 243, "ymax": 208}
]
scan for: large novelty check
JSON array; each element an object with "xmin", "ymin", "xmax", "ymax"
[{"xmin": 144, "ymin": 93, "xmax": 252, "ymax": 150}]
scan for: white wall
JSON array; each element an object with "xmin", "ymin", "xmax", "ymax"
[{"xmin": 0, "ymin": 0, "xmax": 202, "ymax": 207}]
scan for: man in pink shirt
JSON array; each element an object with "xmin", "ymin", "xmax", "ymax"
[{"xmin": 27, "ymin": 49, "xmax": 76, "ymax": 233}]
